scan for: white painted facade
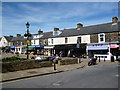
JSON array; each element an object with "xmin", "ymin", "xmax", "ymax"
[
  {"xmin": 0, "ymin": 37, "xmax": 10, "ymax": 47},
  {"xmin": 31, "ymin": 39, "xmax": 39, "ymax": 46},
  {"xmin": 48, "ymin": 35, "xmax": 90, "ymax": 45}
]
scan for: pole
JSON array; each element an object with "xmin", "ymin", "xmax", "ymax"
[
  {"xmin": 27, "ymin": 28, "xmax": 29, "ymax": 59},
  {"xmin": 99, "ymin": 56, "xmax": 100, "ymax": 62}
]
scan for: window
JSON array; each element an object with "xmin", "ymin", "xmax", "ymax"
[
  {"xmin": 98, "ymin": 33, "xmax": 105, "ymax": 43},
  {"xmin": 21, "ymin": 42, "xmax": 23, "ymax": 45},
  {"xmin": 65, "ymin": 38, "xmax": 68, "ymax": 43},
  {"xmin": 100, "ymin": 34, "xmax": 104, "ymax": 41},
  {"xmin": 51, "ymin": 39, "xmax": 53, "ymax": 44},
  {"xmin": 77, "ymin": 37, "xmax": 81, "ymax": 43}
]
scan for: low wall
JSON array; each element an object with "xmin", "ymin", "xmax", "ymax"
[
  {"xmin": 58, "ymin": 58, "xmax": 78, "ymax": 65},
  {"xmin": 2, "ymin": 60, "xmax": 52, "ymax": 73}
]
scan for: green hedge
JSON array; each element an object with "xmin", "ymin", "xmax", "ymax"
[
  {"xmin": 2, "ymin": 60, "xmax": 52, "ymax": 73},
  {"xmin": 58, "ymin": 58, "xmax": 78, "ymax": 65},
  {"xmin": 2, "ymin": 57, "xmax": 26, "ymax": 62}
]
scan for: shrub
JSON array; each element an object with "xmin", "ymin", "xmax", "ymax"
[{"xmin": 2, "ymin": 57, "xmax": 26, "ymax": 62}]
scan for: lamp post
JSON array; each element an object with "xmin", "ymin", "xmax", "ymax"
[{"xmin": 24, "ymin": 22, "xmax": 31, "ymax": 59}]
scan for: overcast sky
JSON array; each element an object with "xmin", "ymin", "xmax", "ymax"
[{"xmin": 2, "ymin": 2, "xmax": 118, "ymax": 37}]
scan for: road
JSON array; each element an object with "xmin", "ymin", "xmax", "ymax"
[{"xmin": 2, "ymin": 63, "xmax": 119, "ymax": 88}]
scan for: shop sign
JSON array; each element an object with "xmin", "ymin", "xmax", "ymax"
[
  {"xmin": 110, "ymin": 44, "xmax": 119, "ymax": 48},
  {"xmin": 87, "ymin": 45, "xmax": 109, "ymax": 50}
]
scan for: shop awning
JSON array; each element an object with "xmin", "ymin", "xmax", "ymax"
[
  {"xmin": 44, "ymin": 46, "xmax": 54, "ymax": 49},
  {"xmin": 26, "ymin": 46, "xmax": 35, "ymax": 50},
  {"xmin": 35, "ymin": 45, "xmax": 44, "ymax": 48},
  {"xmin": 87, "ymin": 45, "xmax": 109, "ymax": 50},
  {"xmin": 10, "ymin": 46, "xmax": 15, "ymax": 48}
]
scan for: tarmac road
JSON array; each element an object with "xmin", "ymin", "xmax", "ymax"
[{"xmin": 2, "ymin": 63, "xmax": 119, "ymax": 88}]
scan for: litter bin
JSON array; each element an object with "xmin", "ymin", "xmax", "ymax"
[{"xmin": 111, "ymin": 56, "xmax": 114, "ymax": 62}]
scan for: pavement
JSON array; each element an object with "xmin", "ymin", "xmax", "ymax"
[{"xmin": 1, "ymin": 58, "xmax": 119, "ymax": 83}]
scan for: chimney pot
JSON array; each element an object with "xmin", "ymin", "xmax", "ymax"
[
  {"xmin": 17, "ymin": 34, "xmax": 21, "ymax": 37},
  {"xmin": 54, "ymin": 28, "xmax": 59, "ymax": 31},
  {"xmin": 38, "ymin": 29, "xmax": 43, "ymax": 34},
  {"xmin": 112, "ymin": 17, "xmax": 118, "ymax": 23},
  {"xmin": 77, "ymin": 23, "xmax": 83, "ymax": 29}
]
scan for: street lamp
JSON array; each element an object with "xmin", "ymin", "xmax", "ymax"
[{"xmin": 24, "ymin": 22, "xmax": 31, "ymax": 59}]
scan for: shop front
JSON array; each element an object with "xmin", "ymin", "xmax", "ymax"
[
  {"xmin": 86, "ymin": 43, "xmax": 119, "ymax": 60},
  {"xmin": 10, "ymin": 46, "xmax": 15, "ymax": 53},
  {"xmin": 54, "ymin": 44, "xmax": 86, "ymax": 57},
  {"xmin": 110, "ymin": 44, "xmax": 120, "ymax": 58},
  {"xmin": 86, "ymin": 44, "xmax": 109, "ymax": 58},
  {"xmin": 25, "ymin": 46, "xmax": 35, "ymax": 54},
  {"xmin": 34, "ymin": 45, "xmax": 44, "ymax": 55},
  {"xmin": 44, "ymin": 45, "xmax": 54, "ymax": 56}
]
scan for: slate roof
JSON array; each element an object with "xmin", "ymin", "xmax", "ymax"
[
  {"xmin": 49, "ymin": 22, "xmax": 120, "ymax": 38},
  {"xmin": 40, "ymin": 31, "xmax": 53, "ymax": 39},
  {"xmin": 11, "ymin": 36, "xmax": 33, "ymax": 42},
  {"xmin": 4, "ymin": 36, "xmax": 14, "ymax": 42}
]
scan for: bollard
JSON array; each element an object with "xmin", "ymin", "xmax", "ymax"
[
  {"xmin": 53, "ymin": 60, "xmax": 56, "ymax": 70},
  {"xmin": 104, "ymin": 57, "xmax": 105, "ymax": 62},
  {"xmin": 99, "ymin": 56, "xmax": 100, "ymax": 62},
  {"xmin": 54, "ymin": 63, "xmax": 56, "ymax": 70}
]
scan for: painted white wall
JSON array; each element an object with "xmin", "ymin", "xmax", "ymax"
[
  {"xmin": 48, "ymin": 35, "xmax": 90, "ymax": 45},
  {"xmin": 35, "ymin": 39, "xmax": 39, "ymax": 45},
  {"xmin": 0, "ymin": 37, "xmax": 9, "ymax": 47},
  {"xmin": 31, "ymin": 40, "xmax": 35, "ymax": 46},
  {"xmin": 31, "ymin": 39, "xmax": 40, "ymax": 46}
]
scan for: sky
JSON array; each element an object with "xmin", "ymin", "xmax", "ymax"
[{"xmin": 2, "ymin": 2, "xmax": 118, "ymax": 37}]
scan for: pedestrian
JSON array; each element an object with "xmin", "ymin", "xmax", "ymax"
[
  {"xmin": 59, "ymin": 51, "xmax": 63, "ymax": 57},
  {"xmin": 35, "ymin": 55, "xmax": 42, "ymax": 62},
  {"xmin": 49, "ymin": 54, "xmax": 55, "ymax": 62},
  {"xmin": 53, "ymin": 54, "xmax": 59, "ymax": 64}
]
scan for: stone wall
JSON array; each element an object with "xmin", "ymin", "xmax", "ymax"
[
  {"xmin": 90, "ymin": 32, "xmax": 119, "ymax": 43},
  {"xmin": 2, "ymin": 60, "xmax": 52, "ymax": 73}
]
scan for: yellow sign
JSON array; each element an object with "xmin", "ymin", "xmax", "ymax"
[{"xmin": 27, "ymin": 40, "xmax": 29, "ymax": 44}]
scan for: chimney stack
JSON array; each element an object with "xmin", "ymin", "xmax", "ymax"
[
  {"xmin": 9, "ymin": 35, "xmax": 13, "ymax": 37},
  {"xmin": 77, "ymin": 23, "xmax": 83, "ymax": 29},
  {"xmin": 17, "ymin": 34, "xmax": 21, "ymax": 37},
  {"xmin": 38, "ymin": 29, "xmax": 43, "ymax": 34},
  {"xmin": 54, "ymin": 28, "xmax": 59, "ymax": 31},
  {"xmin": 112, "ymin": 17, "xmax": 118, "ymax": 23}
]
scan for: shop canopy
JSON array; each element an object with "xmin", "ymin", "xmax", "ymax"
[
  {"xmin": 87, "ymin": 45, "xmax": 109, "ymax": 50},
  {"xmin": 10, "ymin": 46, "xmax": 15, "ymax": 48},
  {"xmin": 26, "ymin": 46, "xmax": 35, "ymax": 50},
  {"xmin": 35, "ymin": 45, "xmax": 44, "ymax": 48},
  {"xmin": 110, "ymin": 44, "xmax": 119, "ymax": 48}
]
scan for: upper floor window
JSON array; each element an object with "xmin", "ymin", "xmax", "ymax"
[
  {"xmin": 65, "ymin": 38, "xmax": 68, "ymax": 43},
  {"xmin": 51, "ymin": 39, "xmax": 53, "ymax": 44},
  {"xmin": 77, "ymin": 37, "xmax": 81, "ymax": 43},
  {"xmin": 98, "ymin": 33, "xmax": 105, "ymax": 43},
  {"xmin": 21, "ymin": 42, "xmax": 23, "ymax": 45}
]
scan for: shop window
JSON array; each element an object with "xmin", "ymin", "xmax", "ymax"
[{"xmin": 65, "ymin": 38, "xmax": 68, "ymax": 43}]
